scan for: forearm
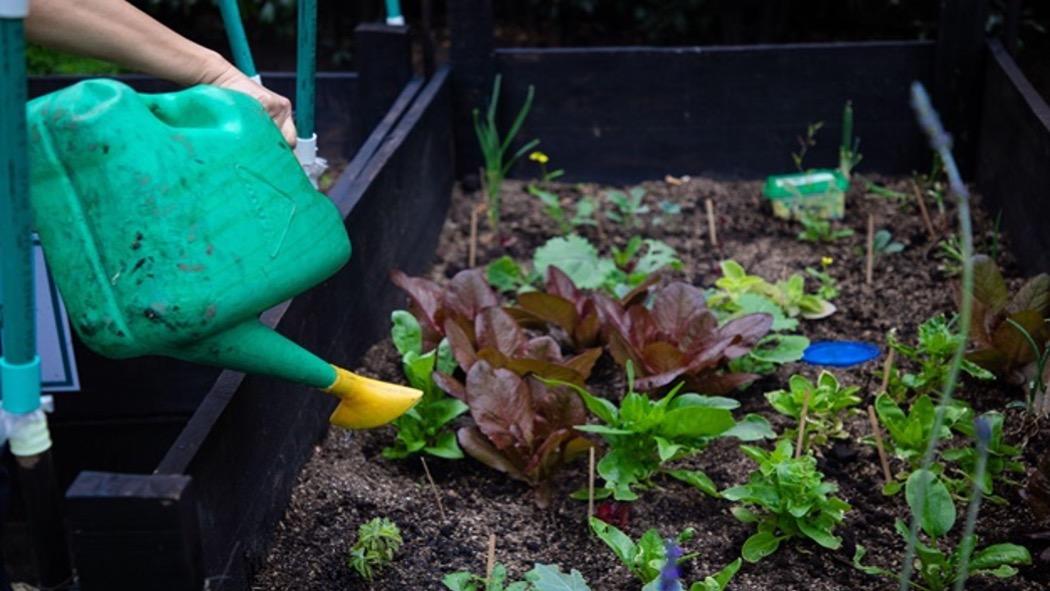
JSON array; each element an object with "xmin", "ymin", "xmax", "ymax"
[{"xmin": 25, "ymin": 0, "xmax": 227, "ymax": 86}]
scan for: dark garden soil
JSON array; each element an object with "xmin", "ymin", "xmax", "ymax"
[{"xmin": 254, "ymin": 175, "xmax": 1050, "ymax": 590}]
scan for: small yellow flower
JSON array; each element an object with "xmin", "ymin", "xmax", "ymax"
[
  {"xmin": 529, "ymin": 151, "xmax": 549, "ymax": 164},
  {"xmin": 821, "ymin": 256, "xmax": 834, "ymax": 268}
]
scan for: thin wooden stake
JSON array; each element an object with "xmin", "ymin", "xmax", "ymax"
[
  {"xmin": 485, "ymin": 533, "xmax": 497, "ymax": 580},
  {"xmin": 705, "ymin": 198, "xmax": 718, "ymax": 247},
  {"xmin": 420, "ymin": 457, "xmax": 447, "ymax": 522},
  {"xmin": 879, "ymin": 347, "xmax": 896, "ymax": 395},
  {"xmin": 911, "ymin": 180, "xmax": 937, "ymax": 240},
  {"xmin": 587, "ymin": 447, "xmax": 596, "ymax": 521},
  {"xmin": 865, "ymin": 213, "xmax": 875, "ymax": 285},
  {"xmin": 468, "ymin": 204, "xmax": 479, "ymax": 268},
  {"xmin": 795, "ymin": 388, "xmax": 812, "ymax": 458},
  {"xmin": 867, "ymin": 404, "xmax": 893, "ymax": 484}
]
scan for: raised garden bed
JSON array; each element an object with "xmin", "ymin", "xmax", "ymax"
[{"xmin": 252, "ymin": 175, "xmax": 1048, "ymax": 589}]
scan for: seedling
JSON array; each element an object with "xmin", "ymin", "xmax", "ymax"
[
  {"xmin": 797, "ymin": 213, "xmax": 854, "ymax": 243},
  {"xmin": 589, "ymin": 518, "xmax": 742, "ymax": 591},
  {"xmin": 473, "ymin": 75, "xmax": 538, "ymax": 233},
  {"xmin": 766, "ymin": 371, "xmax": 862, "ymax": 452},
  {"xmin": 348, "ymin": 517, "xmax": 403, "ymax": 582},
  {"xmin": 884, "ymin": 315, "xmax": 994, "ymax": 401},
  {"xmin": 792, "ymin": 121, "xmax": 824, "ymax": 172},
  {"xmin": 605, "ymin": 187, "xmax": 650, "ymax": 228},
  {"xmin": 528, "ymin": 150, "xmax": 563, "ymax": 184},
  {"xmin": 873, "ymin": 229, "xmax": 905, "ymax": 255},
  {"xmin": 838, "ymin": 100, "xmax": 863, "ymax": 180},
  {"xmin": 383, "ymin": 311, "xmax": 469, "ymax": 460},
  {"xmin": 804, "ymin": 260, "xmax": 839, "ymax": 301}
]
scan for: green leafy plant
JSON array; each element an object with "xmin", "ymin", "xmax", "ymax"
[
  {"xmin": 473, "ymin": 74, "xmax": 538, "ymax": 233},
  {"xmin": 874, "ymin": 393, "xmax": 969, "ymax": 493},
  {"xmin": 792, "ymin": 120, "xmax": 824, "ymax": 171},
  {"xmin": 443, "ymin": 563, "xmax": 591, "ymax": 591},
  {"xmin": 936, "ymin": 234, "xmax": 965, "ymax": 277},
  {"xmin": 804, "ymin": 260, "xmax": 839, "ymax": 301},
  {"xmin": 589, "ymin": 517, "xmax": 742, "ymax": 591},
  {"xmin": 874, "ymin": 395, "xmax": 1021, "ymax": 502},
  {"xmin": 597, "ymin": 281, "xmax": 774, "ymax": 393},
  {"xmin": 348, "ymin": 517, "xmax": 403, "ymax": 582},
  {"xmin": 487, "ymin": 255, "xmax": 541, "ymax": 294},
  {"xmin": 853, "ymin": 470, "xmax": 1031, "ymax": 590},
  {"xmin": 873, "ymin": 229, "xmax": 905, "ymax": 255},
  {"xmin": 531, "ymin": 234, "xmax": 680, "ymax": 297},
  {"xmin": 885, "ymin": 315, "xmax": 994, "ymax": 401},
  {"xmin": 383, "ymin": 311, "xmax": 469, "ymax": 460},
  {"xmin": 446, "ymin": 361, "xmax": 593, "ymax": 506},
  {"xmin": 708, "ymin": 260, "xmax": 836, "ymax": 320},
  {"xmin": 556, "ymin": 363, "xmax": 772, "ymax": 501},
  {"xmin": 765, "ymin": 371, "xmax": 862, "ymax": 451},
  {"xmin": 722, "ymin": 440, "xmax": 850, "ymax": 562},
  {"xmin": 605, "ymin": 187, "xmax": 650, "ymax": 228},
  {"xmin": 527, "ymin": 186, "xmax": 596, "ymax": 235},
  {"xmin": 796, "ymin": 213, "xmax": 854, "ymax": 243}
]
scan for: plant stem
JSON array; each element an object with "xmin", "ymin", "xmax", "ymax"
[{"xmin": 898, "ymin": 82, "xmax": 976, "ymax": 591}]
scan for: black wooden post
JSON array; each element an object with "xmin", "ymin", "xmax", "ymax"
[
  {"xmin": 66, "ymin": 472, "xmax": 202, "ymax": 591},
  {"xmin": 354, "ymin": 23, "xmax": 413, "ymax": 145},
  {"xmin": 934, "ymin": 0, "xmax": 988, "ymax": 174},
  {"xmin": 447, "ymin": 0, "xmax": 495, "ymax": 178}
]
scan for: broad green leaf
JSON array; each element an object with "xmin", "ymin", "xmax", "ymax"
[
  {"xmin": 668, "ymin": 469, "xmax": 720, "ymax": 497},
  {"xmin": 906, "ymin": 469, "xmax": 956, "ymax": 538},
  {"xmin": 524, "ymin": 563, "xmax": 592, "ymax": 591},
  {"xmin": 425, "ymin": 430, "xmax": 465, "ymax": 459},
  {"xmin": 534, "ymin": 235, "xmax": 612, "ymax": 290},
  {"xmin": 487, "ymin": 255, "xmax": 529, "ymax": 293},
  {"xmin": 589, "ymin": 517, "xmax": 637, "ymax": 569},
  {"xmin": 750, "ymin": 334, "xmax": 809, "ymax": 363},
  {"xmin": 741, "ymin": 531, "xmax": 782, "ymax": 562},
  {"xmin": 722, "ymin": 414, "xmax": 775, "ymax": 441},
  {"xmin": 391, "ymin": 310, "xmax": 423, "ymax": 358},
  {"xmin": 405, "ymin": 351, "xmax": 438, "ymax": 393},
  {"xmin": 657, "ymin": 407, "xmax": 735, "ymax": 439},
  {"xmin": 442, "ymin": 572, "xmax": 477, "ymax": 591},
  {"xmin": 970, "ymin": 543, "xmax": 1032, "ymax": 571},
  {"xmin": 797, "ymin": 518, "xmax": 841, "ymax": 549},
  {"xmin": 437, "ymin": 338, "xmax": 457, "ymax": 375},
  {"xmin": 575, "ymin": 425, "xmax": 635, "ymax": 436}
]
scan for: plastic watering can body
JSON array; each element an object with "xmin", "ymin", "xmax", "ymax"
[{"xmin": 25, "ymin": 79, "xmax": 419, "ymax": 428}]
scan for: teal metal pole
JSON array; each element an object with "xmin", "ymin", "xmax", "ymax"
[
  {"xmin": 218, "ymin": 0, "xmax": 258, "ymax": 78},
  {"xmin": 295, "ymin": 0, "xmax": 316, "ymax": 139},
  {"xmin": 1, "ymin": 12, "xmax": 41, "ymax": 415},
  {"xmin": 1, "ymin": 6, "xmax": 71, "ymax": 586},
  {"xmin": 385, "ymin": 0, "xmax": 404, "ymax": 25}
]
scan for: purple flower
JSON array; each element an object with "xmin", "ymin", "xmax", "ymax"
[{"xmin": 658, "ymin": 540, "xmax": 683, "ymax": 591}]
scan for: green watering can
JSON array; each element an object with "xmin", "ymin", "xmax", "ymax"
[{"xmin": 26, "ymin": 79, "xmax": 420, "ymax": 429}]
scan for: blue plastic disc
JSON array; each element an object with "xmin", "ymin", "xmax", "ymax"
[{"xmin": 802, "ymin": 340, "xmax": 881, "ymax": 367}]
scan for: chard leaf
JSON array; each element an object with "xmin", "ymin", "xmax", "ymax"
[
  {"xmin": 391, "ymin": 310, "xmax": 423, "ymax": 358},
  {"xmin": 970, "ymin": 543, "xmax": 1032, "ymax": 571},
  {"xmin": 667, "ymin": 469, "xmax": 720, "ymax": 497},
  {"xmin": 657, "ymin": 407, "xmax": 735, "ymax": 439},
  {"xmin": 534, "ymin": 235, "xmax": 611, "ymax": 290},
  {"xmin": 741, "ymin": 531, "xmax": 782, "ymax": 562},
  {"xmin": 906, "ymin": 469, "xmax": 956, "ymax": 538},
  {"xmin": 524, "ymin": 563, "xmax": 592, "ymax": 591}
]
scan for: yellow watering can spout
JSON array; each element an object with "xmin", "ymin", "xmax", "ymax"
[{"xmin": 324, "ymin": 367, "xmax": 422, "ymax": 429}]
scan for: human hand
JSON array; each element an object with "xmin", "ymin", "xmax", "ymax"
[{"xmin": 206, "ymin": 62, "xmax": 298, "ymax": 146}]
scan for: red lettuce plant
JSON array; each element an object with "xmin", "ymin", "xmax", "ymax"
[
  {"xmin": 967, "ymin": 254, "xmax": 1050, "ymax": 382},
  {"xmin": 596, "ymin": 281, "xmax": 773, "ymax": 393},
  {"xmin": 390, "ymin": 268, "xmax": 501, "ymax": 350},
  {"xmin": 451, "ymin": 360, "xmax": 593, "ymax": 506}
]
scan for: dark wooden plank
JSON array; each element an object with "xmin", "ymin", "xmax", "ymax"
[
  {"xmin": 66, "ymin": 472, "xmax": 202, "ymax": 591},
  {"xmin": 494, "ymin": 41, "xmax": 936, "ymax": 183},
  {"xmin": 934, "ymin": 0, "xmax": 989, "ymax": 173},
  {"xmin": 354, "ymin": 23, "xmax": 414, "ymax": 139},
  {"xmin": 448, "ymin": 0, "xmax": 495, "ymax": 176},
  {"xmin": 977, "ymin": 38, "xmax": 1050, "ymax": 273},
  {"xmin": 147, "ymin": 69, "xmax": 452, "ymax": 590}
]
